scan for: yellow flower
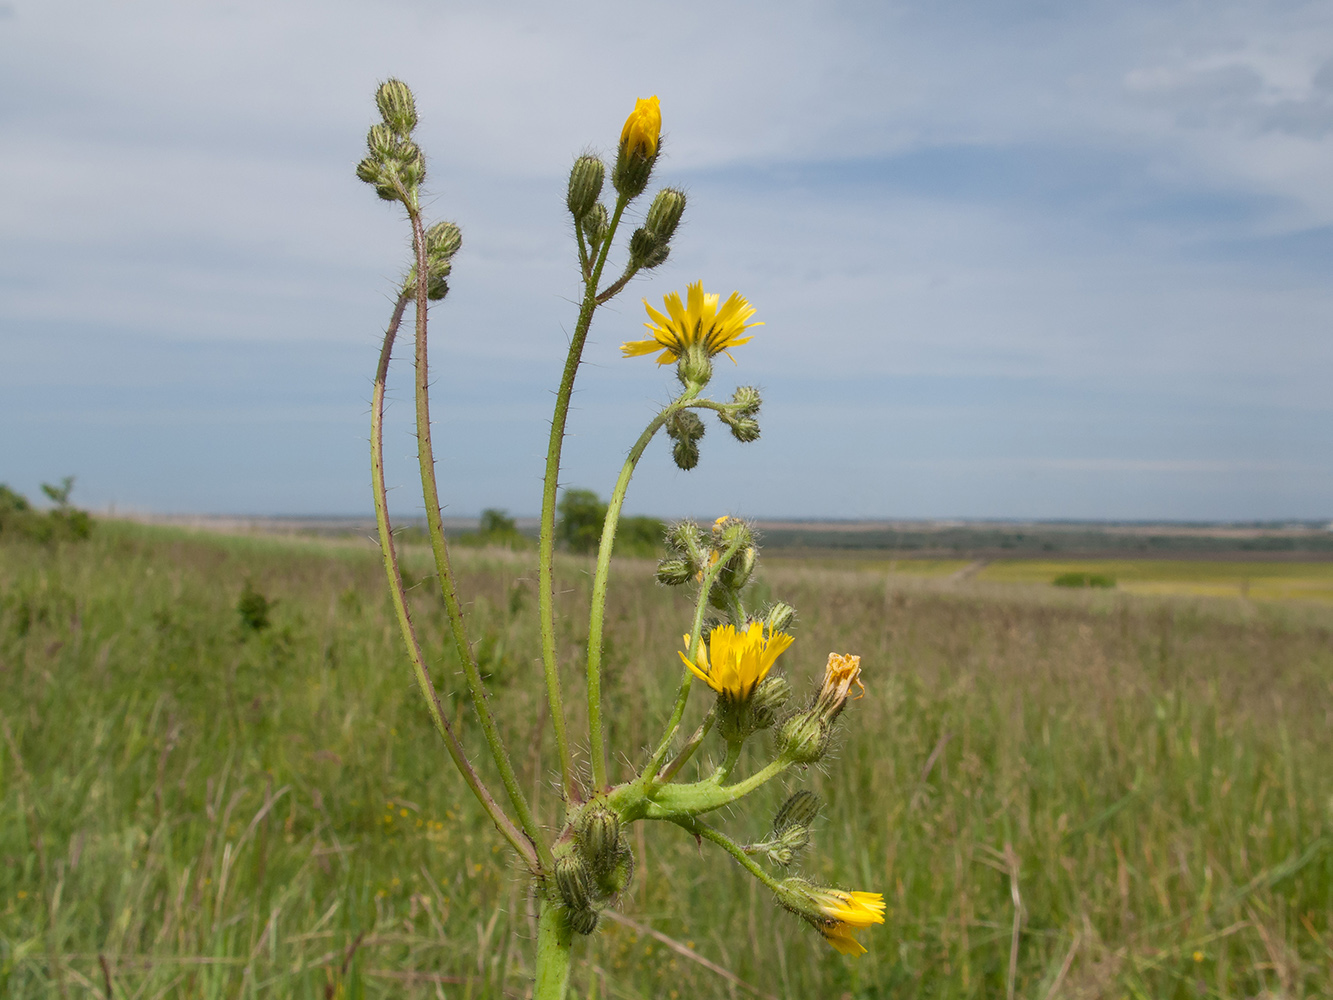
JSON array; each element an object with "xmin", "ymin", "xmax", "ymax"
[
  {"xmin": 622, "ymin": 281, "xmax": 763, "ymax": 364},
  {"xmin": 621, "ymin": 96, "xmax": 661, "ymax": 158},
  {"xmin": 814, "ymin": 890, "xmax": 886, "ymax": 956},
  {"xmin": 678, "ymin": 622, "xmax": 793, "ymax": 700},
  {"xmin": 812, "ymin": 652, "xmax": 864, "ymax": 722}
]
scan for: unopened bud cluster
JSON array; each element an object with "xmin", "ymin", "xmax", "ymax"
[
  {"xmin": 718, "ymin": 385, "xmax": 763, "ymax": 443},
  {"xmin": 709, "ymin": 516, "xmax": 758, "ymax": 608},
  {"xmin": 655, "ymin": 520, "xmax": 708, "ymax": 586},
  {"xmin": 746, "ymin": 790, "xmax": 820, "ymax": 867},
  {"xmin": 554, "ymin": 803, "xmax": 634, "ymax": 935},
  {"xmin": 628, "ymin": 187, "xmax": 685, "ymax": 271},
  {"xmin": 666, "ymin": 408, "xmax": 705, "ymax": 471},
  {"xmin": 356, "ymin": 79, "xmax": 426, "ymax": 204},
  {"xmin": 404, "ymin": 220, "xmax": 463, "ymax": 301}
]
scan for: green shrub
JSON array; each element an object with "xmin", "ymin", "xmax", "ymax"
[{"xmin": 1053, "ymin": 571, "xmax": 1116, "ymax": 588}]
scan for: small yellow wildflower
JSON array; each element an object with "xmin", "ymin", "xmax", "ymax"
[
  {"xmin": 812, "ymin": 652, "xmax": 864, "ymax": 722},
  {"xmin": 1193, "ymin": 950, "xmax": 1204, "ymax": 963},
  {"xmin": 679, "ymin": 622, "xmax": 793, "ymax": 700},
  {"xmin": 620, "ymin": 96, "xmax": 661, "ymax": 158},
  {"xmin": 811, "ymin": 889, "xmax": 886, "ymax": 956},
  {"xmin": 622, "ymin": 281, "xmax": 762, "ymax": 364}
]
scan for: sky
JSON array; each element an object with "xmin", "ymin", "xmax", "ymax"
[{"xmin": 2, "ymin": 0, "xmax": 1330, "ymax": 521}]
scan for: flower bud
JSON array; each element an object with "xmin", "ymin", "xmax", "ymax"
[
  {"xmin": 656, "ymin": 556, "xmax": 693, "ymax": 586},
  {"xmin": 613, "ymin": 96, "xmax": 661, "ymax": 200},
  {"xmin": 628, "ymin": 226, "xmax": 664, "ymax": 267},
  {"xmin": 367, "ymin": 122, "xmax": 400, "ymax": 160},
  {"xmin": 355, "ymin": 157, "xmax": 382, "ymax": 185},
  {"xmin": 672, "ymin": 438, "xmax": 700, "ymax": 471},
  {"xmin": 555, "ymin": 854, "xmax": 593, "ymax": 913},
  {"xmin": 773, "ymin": 789, "xmax": 821, "ymax": 833},
  {"xmin": 595, "ymin": 843, "xmax": 635, "ymax": 899},
  {"xmin": 581, "ymin": 203, "xmax": 608, "ymax": 251},
  {"xmin": 567, "ymin": 155, "xmax": 605, "ymax": 220},
  {"xmin": 777, "ymin": 712, "xmax": 828, "ymax": 764},
  {"xmin": 749, "ymin": 674, "xmax": 790, "ymax": 731},
  {"xmin": 711, "ymin": 515, "xmax": 754, "ymax": 553},
  {"xmin": 569, "ymin": 907, "xmax": 599, "ymax": 936},
  {"xmin": 731, "ymin": 385, "xmax": 762, "ymax": 416},
  {"xmin": 764, "ymin": 602, "xmax": 797, "ymax": 636},
  {"xmin": 719, "ymin": 545, "xmax": 757, "ymax": 591},
  {"xmin": 667, "ymin": 521, "xmax": 707, "ymax": 561},
  {"xmin": 375, "ymin": 79, "xmax": 418, "ymax": 135},
  {"xmin": 724, "ymin": 414, "xmax": 761, "ymax": 443},
  {"xmin": 666, "ymin": 408, "xmax": 705, "ymax": 443},
  {"xmin": 425, "ymin": 220, "xmax": 462, "ymax": 260},
  {"xmin": 644, "ymin": 187, "xmax": 686, "ymax": 244},
  {"xmin": 575, "ymin": 805, "xmax": 622, "ymax": 875},
  {"xmin": 811, "ymin": 653, "xmax": 864, "ymax": 725}
]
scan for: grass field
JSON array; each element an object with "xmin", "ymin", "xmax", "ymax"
[{"xmin": 2, "ymin": 522, "xmax": 1332, "ymax": 998}]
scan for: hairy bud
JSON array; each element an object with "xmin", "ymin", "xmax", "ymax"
[
  {"xmin": 719, "ymin": 545, "xmax": 757, "ymax": 591},
  {"xmin": 676, "ymin": 344, "xmax": 713, "ymax": 390},
  {"xmin": 764, "ymin": 602, "xmax": 797, "ymax": 636},
  {"xmin": 567, "ymin": 155, "xmax": 605, "ymax": 220},
  {"xmin": 672, "ymin": 437, "xmax": 700, "ymax": 471},
  {"xmin": 725, "ymin": 415, "xmax": 761, "ymax": 443},
  {"xmin": 777, "ymin": 712, "xmax": 829, "ymax": 764},
  {"xmin": 644, "ymin": 187, "xmax": 686, "ymax": 244},
  {"xmin": 750, "ymin": 674, "xmax": 791, "ymax": 731},
  {"xmin": 576, "ymin": 805, "xmax": 622, "ymax": 875},
  {"xmin": 666, "ymin": 408, "xmax": 705, "ymax": 444},
  {"xmin": 581, "ymin": 203, "xmax": 608, "ymax": 252},
  {"xmin": 773, "ymin": 790, "xmax": 821, "ymax": 833},
  {"xmin": 555, "ymin": 855, "xmax": 593, "ymax": 913},
  {"xmin": 569, "ymin": 907, "xmax": 600, "ymax": 936},
  {"xmin": 375, "ymin": 79, "xmax": 418, "ymax": 135},
  {"xmin": 656, "ymin": 556, "xmax": 693, "ymax": 586},
  {"xmin": 731, "ymin": 385, "xmax": 762, "ymax": 416}
]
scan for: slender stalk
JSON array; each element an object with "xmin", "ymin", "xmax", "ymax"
[
  {"xmin": 713, "ymin": 739, "xmax": 744, "ymax": 785},
  {"xmin": 537, "ymin": 193, "xmax": 630, "ymax": 806},
  {"xmin": 533, "ymin": 897, "xmax": 574, "ymax": 1000},
  {"xmin": 669, "ymin": 816, "xmax": 785, "ymax": 894},
  {"xmin": 656, "ymin": 707, "xmax": 715, "ymax": 783},
  {"xmin": 639, "ymin": 536, "xmax": 744, "ymax": 787},
  {"xmin": 370, "ymin": 291, "xmax": 538, "ymax": 872},
  {"xmin": 585, "ymin": 395, "xmax": 694, "ymax": 789},
  {"xmin": 406, "ymin": 211, "xmax": 547, "ymax": 863}
]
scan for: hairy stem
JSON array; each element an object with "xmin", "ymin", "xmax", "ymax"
[
  {"xmin": 538, "ymin": 193, "xmax": 630, "ymax": 806},
  {"xmin": 585, "ymin": 394, "xmax": 695, "ymax": 789},
  {"xmin": 371, "ymin": 291, "xmax": 537, "ymax": 871},
  {"xmin": 407, "ymin": 211, "xmax": 547, "ymax": 863},
  {"xmin": 656, "ymin": 707, "xmax": 715, "ymax": 784},
  {"xmin": 533, "ymin": 896, "xmax": 574, "ymax": 1000},
  {"xmin": 669, "ymin": 816, "xmax": 785, "ymax": 894}
]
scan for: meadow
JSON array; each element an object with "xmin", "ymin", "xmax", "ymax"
[{"xmin": 2, "ymin": 522, "xmax": 1331, "ymax": 998}]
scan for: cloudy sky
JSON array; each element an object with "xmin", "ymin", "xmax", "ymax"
[{"xmin": 2, "ymin": 0, "xmax": 1330, "ymax": 520}]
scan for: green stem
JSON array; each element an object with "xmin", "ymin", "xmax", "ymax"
[
  {"xmin": 538, "ymin": 193, "xmax": 630, "ymax": 806},
  {"xmin": 655, "ymin": 707, "xmax": 715, "ymax": 783},
  {"xmin": 533, "ymin": 897, "xmax": 574, "ymax": 1000},
  {"xmin": 406, "ymin": 210, "xmax": 547, "ymax": 864},
  {"xmin": 669, "ymin": 816, "xmax": 785, "ymax": 894},
  {"xmin": 643, "ymin": 757, "xmax": 790, "ymax": 821},
  {"xmin": 371, "ymin": 291, "xmax": 538, "ymax": 872},
  {"xmin": 714, "ymin": 740, "xmax": 743, "ymax": 785},
  {"xmin": 639, "ymin": 536, "xmax": 744, "ymax": 788},
  {"xmin": 585, "ymin": 394, "xmax": 695, "ymax": 789}
]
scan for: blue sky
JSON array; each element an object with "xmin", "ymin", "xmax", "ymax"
[{"xmin": 2, "ymin": 0, "xmax": 1330, "ymax": 520}]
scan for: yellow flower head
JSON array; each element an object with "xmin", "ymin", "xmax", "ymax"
[
  {"xmin": 620, "ymin": 96, "xmax": 661, "ymax": 159},
  {"xmin": 678, "ymin": 622, "xmax": 793, "ymax": 701},
  {"xmin": 812, "ymin": 652, "xmax": 864, "ymax": 722},
  {"xmin": 622, "ymin": 281, "xmax": 763, "ymax": 365},
  {"xmin": 813, "ymin": 890, "xmax": 886, "ymax": 956}
]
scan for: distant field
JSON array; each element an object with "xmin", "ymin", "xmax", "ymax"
[
  {"xmin": 3, "ymin": 522, "xmax": 1331, "ymax": 998},
  {"xmin": 765, "ymin": 554, "xmax": 1333, "ymax": 605}
]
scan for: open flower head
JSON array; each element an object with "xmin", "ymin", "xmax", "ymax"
[
  {"xmin": 622, "ymin": 281, "xmax": 763, "ymax": 364},
  {"xmin": 620, "ymin": 96, "xmax": 661, "ymax": 158},
  {"xmin": 679, "ymin": 622, "xmax": 793, "ymax": 701},
  {"xmin": 813, "ymin": 890, "xmax": 887, "ymax": 956}
]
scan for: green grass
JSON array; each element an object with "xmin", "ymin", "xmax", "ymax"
[{"xmin": 2, "ymin": 523, "xmax": 1332, "ymax": 997}]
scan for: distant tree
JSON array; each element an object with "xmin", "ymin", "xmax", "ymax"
[
  {"xmin": 556, "ymin": 489, "xmax": 606, "ymax": 554},
  {"xmin": 0, "ymin": 478, "xmax": 91, "ymax": 542},
  {"xmin": 617, "ymin": 515, "xmax": 666, "ymax": 558}
]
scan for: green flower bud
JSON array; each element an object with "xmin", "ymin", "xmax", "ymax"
[
  {"xmin": 750, "ymin": 674, "xmax": 791, "ymax": 731},
  {"xmin": 355, "ymin": 157, "xmax": 381, "ymax": 185},
  {"xmin": 666, "ymin": 408, "xmax": 705, "ymax": 443},
  {"xmin": 712, "ymin": 515, "xmax": 754, "ymax": 552},
  {"xmin": 667, "ymin": 520, "xmax": 707, "ymax": 562},
  {"xmin": 640, "ymin": 242, "xmax": 669, "ymax": 270},
  {"xmin": 567, "ymin": 155, "xmax": 605, "ymax": 220},
  {"xmin": 773, "ymin": 790, "xmax": 821, "ymax": 833},
  {"xmin": 613, "ymin": 97, "xmax": 659, "ymax": 199},
  {"xmin": 731, "ymin": 385, "xmax": 762, "ymax": 416},
  {"xmin": 569, "ymin": 907, "xmax": 600, "ymax": 936},
  {"xmin": 628, "ymin": 226, "xmax": 663, "ymax": 267},
  {"xmin": 595, "ymin": 843, "xmax": 635, "ymax": 899},
  {"xmin": 719, "ymin": 545, "xmax": 757, "ymax": 591},
  {"xmin": 672, "ymin": 437, "xmax": 700, "ymax": 471},
  {"xmin": 367, "ymin": 123, "xmax": 399, "ymax": 160},
  {"xmin": 764, "ymin": 602, "xmax": 797, "ymax": 636},
  {"xmin": 555, "ymin": 854, "xmax": 593, "ymax": 913},
  {"xmin": 644, "ymin": 187, "xmax": 687, "ymax": 244},
  {"xmin": 576, "ymin": 805, "xmax": 622, "ymax": 875},
  {"xmin": 581, "ymin": 203, "xmax": 608, "ymax": 252},
  {"xmin": 425, "ymin": 220, "xmax": 462, "ymax": 260},
  {"xmin": 375, "ymin": 79, "xmax": 418, "ymax": 135},
  {"xmin": 727, "ymin": 415, "xmax": 761, "ymax": 443},
  {"xmin": 656, "ymin": 556, "xmax": 693, "ymax": 586},
  {"xmin": 777, "ymin": 712, "xmax": 828, "ymax": 764}
]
